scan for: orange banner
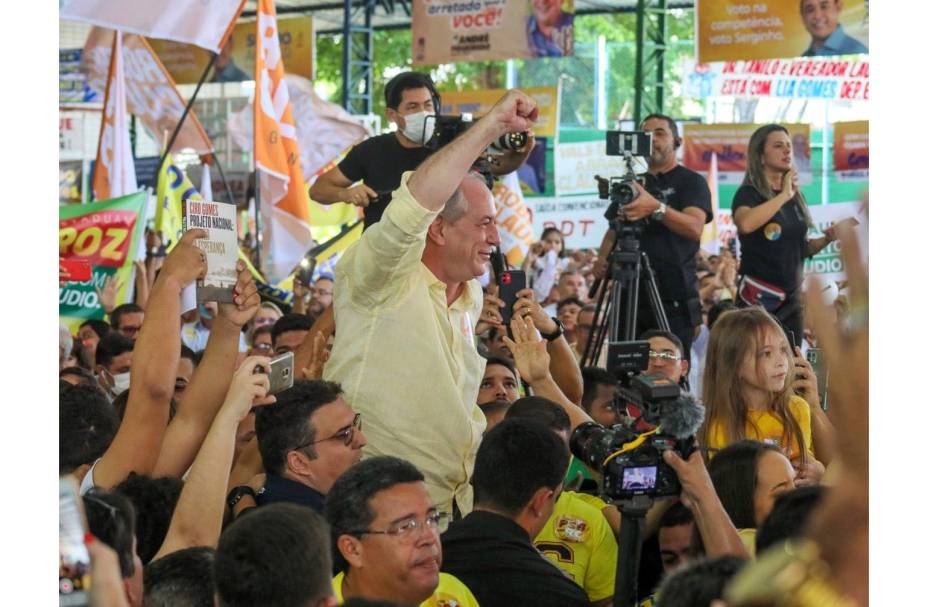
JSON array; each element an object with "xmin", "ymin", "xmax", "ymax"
[
  {"xmin": 682, "ymin": 123, "xmax": 812, "ymax": 184},
  {"xmin": 832, "ymin": 120, "xmax": 868, "ymax": 179},
  {"xmin": 696, "ymin": 0, "xmax": 868, "ymax": 63},
  {"xmin": 255, "ymin": 0, "xmax": 313, "ymax": 282}
]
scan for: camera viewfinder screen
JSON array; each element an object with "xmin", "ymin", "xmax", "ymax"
[{"xmin": 621, "ymin": 466, "xmax": 658, "ymax": 491}]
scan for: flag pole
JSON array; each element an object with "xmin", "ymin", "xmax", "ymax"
[
  {"xmin": 210, "ymin": 152, "xmax": 237, "ymax": 207},
  {"xmin": 253, "ymin": 170, "xmax": 263, "ymax": 273},
  {"xmin": 150, "ymin": 51, "xmax": 220, "ymax": 188}
]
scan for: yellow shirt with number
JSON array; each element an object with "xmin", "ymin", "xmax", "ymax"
[
  {"xmin": 533, "ymin": 491, "xmax": 619, "ymax": 602},
  {"xmin": 706, "ymin": 395, "xmax": 814, "ymax": 461},
  {"xmin": 332, "ymin": 571, "xmax": 480, "ymax": 607},
  {"xmin": 324, "ymin": 172, "xmax": 486, "ymax": 516}
]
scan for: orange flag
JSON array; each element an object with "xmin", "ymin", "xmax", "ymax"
[
  {"xmin": 254, "ymin": 0, "xmax": 313, "ymax": 282},
  {"xmin": 93, "ymin": 31, "xmax": 137, "ymax": 201}
]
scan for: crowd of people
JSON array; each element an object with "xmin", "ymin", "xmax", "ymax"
[{"xmin": 59, "ymin": 76, "xmax": 868, "ymax": 607}]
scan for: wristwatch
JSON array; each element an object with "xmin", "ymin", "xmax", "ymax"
[
  {"xmin": 226, "ymin": 485, "xmax": 258, "ymax": 510},
  {"xmin": 652, "ymin": 202, "xmax": 667, "ymax": 222},
  {"xmin": 540, "ymin": 317, "xmax": 565, "ymax": 341}
]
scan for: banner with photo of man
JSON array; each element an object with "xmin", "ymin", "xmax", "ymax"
[
  {"xmin": 148, "ymin": 16, "xmax": 315, "ymax": 84},
  {"xmin": 696, "ymin": 0, "xmax": 868, "ymax": 63},
  {"xmin": 682, "ymin": 123, "xmax": 813, "ymax": 184},
  {"xmin": 412, "ymin": 0, "xmax": 574, "ymax": 64}
]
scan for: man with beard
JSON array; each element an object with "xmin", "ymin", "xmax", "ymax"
[{"xmin": 593, "ymin": 113, "xmax": 712, "ymax": 360}]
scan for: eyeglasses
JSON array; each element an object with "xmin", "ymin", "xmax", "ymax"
[
  {"xmin": 294, "ymin": 413, "xmax": 362, "ymax": 452},
  {"xmin": 352, "ymin": 511, "xmax": 448, "ymax": 542},
  {"xmin": 649, "ymin": 350, "xmax": 681, "ymax": 362}
]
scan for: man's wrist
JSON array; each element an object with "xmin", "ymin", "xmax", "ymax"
[{"xmin": 538, "ymin": 316, "xmax": 562, "ymax": 339}]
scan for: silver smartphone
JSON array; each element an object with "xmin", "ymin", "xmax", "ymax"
[
  {"xmin": 806, "ymin": 348, "xmax": 828, "ymax": 410},
  {"xmin": 255, "ymin": 351, "xmax": 294, "ymax": 395}
]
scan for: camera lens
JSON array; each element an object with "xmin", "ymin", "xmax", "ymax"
[{"xmin": 496, "ymin": 132, "xmax": 527, "ymax": 151}]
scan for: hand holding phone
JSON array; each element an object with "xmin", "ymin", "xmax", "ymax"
[
  {"xmin": 254, "ymin": 351, "xmax": 295, "ymax": 395},
  {"xmin": 497, "ymin": 270, "xmax": 527, "ymax": 325}
]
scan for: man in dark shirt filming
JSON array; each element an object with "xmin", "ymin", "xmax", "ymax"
[
  {"xmin": 440, "ymin": 418, "xmax": 591, "ymax": 607},
  {"xmin": 311, "ymin": 71, "xmax": 534, "ymax": 230},
  {"xmin": 593, "ymin": 114, "xmax": 712, "ymax": 360}
]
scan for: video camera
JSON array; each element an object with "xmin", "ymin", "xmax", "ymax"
[
  {"xmin": 426, "ymin": 113, "xmax": 530, "ymax": 153},
  {"xmin": 596, "ymin": 130, "xmax": 659, "ymax": 212},
  {"xmin": 569, "ymin": 340, "xmax": 704, "ymax": 502}
]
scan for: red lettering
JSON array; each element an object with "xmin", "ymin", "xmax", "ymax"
[
  {"xmin": 578, "ymin": 220, "xmax": 594, "ymax": 235},
  {"xmin": 559, "ymin": 221, "xmax": 575, "ymax": 237},
  {"xmin": 722, "ymin": 62, "xmax": 737, "ymax": 74}
]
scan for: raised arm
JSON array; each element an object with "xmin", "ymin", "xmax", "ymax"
[
  {"xmin": 408, "ymin": 90, "xmax": 538, "ymax": 212},
  {"xmin": 294, "ymin": 305, "xmax": 335, "ymax": 380},
  {"xmin": 153, "ymin": 261, "xmax": 260, "ymax": 478},
  {"xmin": 153, "ymin": 357, "xmax": 275, "ymax": 559},
  {"xmin": 503, "ymin": 313, "xmax": 593, "ymax": 431},
  {"xmin": 663, "ymin": 449, "xmax": 751, "ymax": 560},
  {"xmin": 91, "ymin": 230, "xmax": 208, "ymax": 489},
  {"xmin": 512, "ymin": 288, "xmax": 583, "ymax": 404}
]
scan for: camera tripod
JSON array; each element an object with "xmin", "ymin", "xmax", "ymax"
[{"xmin": 580, "ymin": 218, "xmax": 672, "ymax": 371}]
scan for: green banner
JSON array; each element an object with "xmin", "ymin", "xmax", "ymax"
[{"xmin": 59, "ymin": 192, "xmax": 147, "ymax": 330}]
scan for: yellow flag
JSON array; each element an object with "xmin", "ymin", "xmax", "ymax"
[{"xmin": 155, "ymin": 155, "xmax": 201, "ymax": 251}]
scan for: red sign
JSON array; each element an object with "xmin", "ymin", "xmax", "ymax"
[{"xmin": 59, "ymin": 209, "xmax": 137, "ymax": 268}]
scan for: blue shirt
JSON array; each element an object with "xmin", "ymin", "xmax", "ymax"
[
  {"xmin": 526, "ymin": 12, "xmax": 574, "ymax": 57},
  {"xmin": 803, "ymin": 24, "xmax": 868, "ymax": 56},
  {"xmin": 256, "ymin": 473, "xmax": 326, "ymax": 514}
]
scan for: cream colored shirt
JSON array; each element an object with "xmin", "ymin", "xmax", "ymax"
[{"xmin": 324, "ymin": 172, "xmax": 487, "ymax": 516}]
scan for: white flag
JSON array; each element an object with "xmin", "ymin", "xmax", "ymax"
[
  {"xmin": 92, "ymin": 31, "xmax": 137, "ymax": 200},
  {"xmin": 200, "ymin": 163, "xmax": 213, "ymax": 201},
  {"xmin": 700, "ymin": 152, "xmax": 721, "ymax": 255},
  {"xmin": 493, "ymin": 171, "xmax": 535, "ymax": 266},
  {"xmin": 61, "ymin": 0, "xmax": 244, "ymax": 53}
]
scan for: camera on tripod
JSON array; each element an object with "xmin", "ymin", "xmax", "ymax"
[
  {"xmin": 597, "ymin": 130, "xmax": 654, "ymax": 210},
  {"xmin": 570, "ymin": 341, "xmax": 703, "ymax": 503}
]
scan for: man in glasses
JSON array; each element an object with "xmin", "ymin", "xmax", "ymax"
[
  {"xmin": 228, "ymin": 380, "xmax": 365, "ymax": 516},
  {"xmin": 641, "ymin": 329, "xmax": 689, "ymax": 386},
  {"xmin": 325, "ymin": 456, "xmax": 478, "ymax": 606},
  {"xmin": 110, "ymin": 303, "xmax": 144, "ymax": 342}
]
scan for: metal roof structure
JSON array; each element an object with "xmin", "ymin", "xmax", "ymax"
[{"xmin": 242, "ymin": 0, "xmax": 694, "ymax": 34}]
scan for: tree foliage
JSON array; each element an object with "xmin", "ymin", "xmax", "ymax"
[{"xmin": 313, "ymin": 10, "xmax": 700, "ymax": 127}]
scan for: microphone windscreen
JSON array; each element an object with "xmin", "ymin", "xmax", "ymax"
[{"xmin": 659, "ymin": 394, "xmax": 706, "ymax": 439}]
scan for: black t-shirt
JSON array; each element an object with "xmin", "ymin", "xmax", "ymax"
[
  {"xmin": 604, "ymin": 165, "xmax": 712, "ymax": 302},
  {"xmin": 731, "ymin": 184, "xmax": 808, "ymax": 293},
  {"xmin": 441, "ymin": 510, "xmax": 591, "ymax": 607},
  {"xmin": 337, "ymin": 133, "xmax": 433, "ymax": 229}
]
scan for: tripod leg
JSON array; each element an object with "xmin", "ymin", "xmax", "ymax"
[
  {"xmin": 582, "ymin": 274, "xmax": 612, "ymax": 368},
  {"xmin": 640, "ymin": 253, "xmax": 672, "ymax": 333}
]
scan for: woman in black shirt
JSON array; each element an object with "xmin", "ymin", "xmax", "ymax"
[{"xmin": 731, "ymin": 124, "xmax": 834, "ymax": 341}]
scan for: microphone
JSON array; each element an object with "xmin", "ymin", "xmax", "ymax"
[{"xmin": 657, "ymin": 393, "xmax": 706, "ymax": 440}]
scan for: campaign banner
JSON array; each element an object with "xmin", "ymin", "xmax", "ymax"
[
  {"xmin": 441, "ymin": 86, "xmax": 560, "ymax": 138},
  {"xmin": 832, "ymin": 120, "xmax": 868, "ymax": 181},
  {"xmin": 696, "ymin": 0, "xmax": 868, "ymax": 63},
  {"xmin": 529, "ymin": 195, "xmax": 610, "ymax": 250},
  {"xmin": 59, "ymin": 112, "xmax": 86, "ymax": 158},
  {"xmin": 148, "ymin": 16, "xmax": 315, "ymax": 84},
  {"xmin": 412, "ymin": 0, "xmax": 574, "ymax": 64},
  {"xmin": 803, "ymin": 201, "xmax": 868, "ymax": 283},
  {"xmin": 60, "ymin": 162, "xmax": 84, "ymax": 204},
  {"xmin": 59, "ymin": 192, "xmax": 147, "ymax": 325},
  {"xmin": 683, "ymin": 57, "xmax": 869, "ymax": 101},
  {"xmin": 682, "ymin": 123, "xmax": 813, "ymax": 184},
  {"xmin": 554, "ymin": 140, "xmax": 628, "ymax": 196},
  {"xmin": 60, "ymin": 49, "xmax": 101, "ymax": 103}
]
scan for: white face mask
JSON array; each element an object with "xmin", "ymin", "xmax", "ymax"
[
  {"xmin": 110, "ymin": 371, "xmax": 131, "ymax": 396},
  {"xmin": 400, "ymin": 111, "xmax": 436, "ymax": 146}
]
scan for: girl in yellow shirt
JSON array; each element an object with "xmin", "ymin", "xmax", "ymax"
[{"xmin": 698, "ymin": 307, "xmax": 823, "ymax": 484}]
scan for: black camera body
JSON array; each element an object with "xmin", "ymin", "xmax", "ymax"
[
  {"xmin": 426, "ymin": 113, "xmax": 529, "ymax": 153},
  {"xmin": 570, "ymin": 346, "xmax": 702, "ymax": 503},
  {"xmin": 571, "ymin": 422, "xmax": 694, "ymax": 501}
]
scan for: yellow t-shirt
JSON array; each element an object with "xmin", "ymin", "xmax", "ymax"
[
  {"xmin": 706, "ymin": 395, "xmax": 814, "ymax": 461},
  {"xmin": 332, "ymin": 571, "xmax": 480, "ymax": 607},
  {"xmin": 533, "ymin": 491, "xmax": 619, "ymax": 602},
  {"xmin": 737, "ymin": 527, "xmax": 757, "ymax": 557}
]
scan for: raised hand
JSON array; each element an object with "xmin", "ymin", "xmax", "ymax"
[
  {"xmin": 220, "ymin": 356, "xmax": 276, "ymax": 423},
  {"xmin": 160, "ymin": 228, "xmax": 209, "ymax": 289},
  {"xmin": 511, "ymin": 287, "xmax": 557, "ymax": 334},
  {"xmin": 341, "ymin": 183, "xmax": 379, "ymax": 208},
  {"xmin": 502, "ymin": 313, "xmax": 551, "ymax": 385},
  {"xmin": 488, "ymin": 90, "xmax": 539, "ymax": 136},
  {"xmin": 300, "ymin": 331, "xmax": 329, "ymax": 380},
  {"xmin": 95, "ymin": 273, "xmax": 124, "ymax": 314},
  {"xmin": 475, "ymin": 284, "xmax": 505, "ymax": 335},
  {"xmin": 791, "ymin": 346, "xmax": 821, "ymax": 408},
  {"xmin": 218, "ymin": 260, "xmax": 261, "ymax": 328}
]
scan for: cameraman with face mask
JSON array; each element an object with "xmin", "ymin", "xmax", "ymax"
[{"xmin": 311, "ymin": 71, "xmax": 534, "ymax": 230}]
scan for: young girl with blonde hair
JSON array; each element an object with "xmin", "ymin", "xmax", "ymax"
[{"xmin": 699, "ymin": 307, "xmax": 824, "ymax": 484}]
